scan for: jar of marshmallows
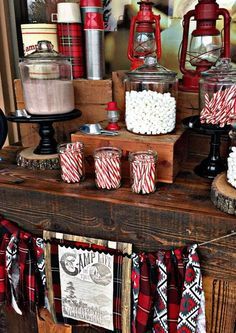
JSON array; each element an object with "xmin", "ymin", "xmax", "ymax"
[{"xmin": 125, "ymin": 56, "xmax": 178, "ymax": 135}]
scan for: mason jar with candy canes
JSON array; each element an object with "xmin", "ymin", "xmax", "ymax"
[
  {"xmin": 129, "ymin": 150, "xmax": 157, "ymax": 194},
  {"xmin": 93, "ymin": 147, "xmax": 122, "ymax": 190},
  {"xmin": 200, "ymin": 58, "xmax": 236, "ymax": 128},
  {"xmin": 58, "ymin": 141, "xmax": 85, "ymax": 183}
]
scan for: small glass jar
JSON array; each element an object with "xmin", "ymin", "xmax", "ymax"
[
  {"xmin": 93, "ymin": 147, "xmax": 122, "ymax": 190},
  {"xmin": 227, "ymin": 116, "xmax": 236, "ymax": 188},
  {"xmin": 58, "ymin": 142, "xmax": 85, "ymax": 183},
  {"xmin": 125, "ymin": 56, "xmax": 178, "ymax": 135},
  {"xmin": 200, "ymin": 58, "xmax": 236, "ymax": 128},
  {"xmin": 129, "ymin": 150, "xmax": 157, "ymax": 194},
  {"xmin": 19, "ymin": 40, "xmax": 75, "ymax": 115}
]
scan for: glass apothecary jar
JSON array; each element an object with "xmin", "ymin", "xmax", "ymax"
[
  {"xmin": 19, "ymin": 40, "xmax": 75, "ymax": 115},
  {"xmin": 58, "ymin": 142, "xmax": 85, "ymax": 183},
  {"xmin": 125, "ymin": 56, "xmax": 178, "ymax": 135},
  {"xmin": 227, "ymin": 117, "xmax": 236, "ymax": 188},
  {"xmin": 129, "ymin": 150, "xmax": 157, "ymax": 194},
  {"xmin": 93, "ymin": 147, "xmax": 122, "ymax": 190},
  {"xmin": 200, "ymin": 58, "xmax": 236, "ymax": 127}
]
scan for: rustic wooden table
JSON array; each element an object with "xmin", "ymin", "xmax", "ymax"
[{"xmin": 0, "ymin": 147, "xmax": 235, "ymax": 333}]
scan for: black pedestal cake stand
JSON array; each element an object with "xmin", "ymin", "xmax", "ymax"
[
  {"xmin": 7, "ymin": 109, "xmax": 81, "ymax": 169},
  {"xmin": 182, "ymin": 115, "xmax": 230, "ymax": 179}
]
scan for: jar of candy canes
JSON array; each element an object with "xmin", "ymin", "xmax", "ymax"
[
  {"xmin": 200, "ymin": 58, "xmax": 236, "ymax": 127},
  {"xmin": 93, "ymin": 147, "xmax": 122, "ymax": 190},
  {"xmin": 125, "ymin": 56, "xmax": 178, "ymax": 135},
  {"xmin": 129, "ymin": 150, "xmax": 157, "ymax": 194},
  {"xmin": 58, "ymin": 142, "xmax": 85, "ymax": 183},
  {"xmin": 227, "ymin": 116, "xmax": 236, "ymax": 188}
]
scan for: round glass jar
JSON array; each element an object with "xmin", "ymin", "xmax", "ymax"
[
  {"xmin": 19, "ymin": 40, "xmax": 75, "ymax": 115},
  {"xmin": 58, "ymin": 142, "xmax": 85, "ymax": 183},
  {"xmin": 93, "ymin": 147, "xmax": 122, "ymax": 190},
  {"xmin": 227, "ymin": 117, "xmax": 236, "ymax": 188},
  {"xmin": 199, "ymin": 58, "xmax": 236, "ymax": 128},
  {"xmin": 125, "ymin": 56, "xmax": 178, "ymax": 135},
  {"xmin": 129, "ymin": 150, "xmax": 157, "ymax": 194}
]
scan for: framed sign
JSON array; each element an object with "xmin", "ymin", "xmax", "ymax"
[{"xmin": 43, "ymin": 230, "xmax": 132, "ymax": 333}]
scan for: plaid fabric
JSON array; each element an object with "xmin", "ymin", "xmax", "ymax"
[
  {"xmin": 132, "ymin": 248, "xmax": 194, "ymax": 333},
  {"xmin": 0, "ymin": 218, "xmax": 45, "ymax": 313},
  {"xmin": 165, "ymin": 249, "xmax": 186, "ymax": 333},
  {"xmin": 0, "ymin": 231, "xmax": 10, "ymax": 305},
  {"xmin": 135, "ymin": 254, "xmax": 153, "ymax": 333},
  {"xmin": 57, "ymin": 23, "xmax": 85, "ymax": 79},
  {"xmin": 50, "ymin": 240, "xmax": 123, "ymax": 332}
]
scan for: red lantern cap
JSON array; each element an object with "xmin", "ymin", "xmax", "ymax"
[
  {"xmin": 84, "ymin": 12, "xmax": 104, "ymax": 30},
  {"xmin": 106, "ymin": 101, "xmax": 120, "ymax": 111},
  {"xmin": 80, "ymin": 0, "xmax": 103, "ymax": 7}
]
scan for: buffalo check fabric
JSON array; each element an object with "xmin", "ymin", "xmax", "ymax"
[
  {"xmin": 0, "ymin": 217, "xmax": 46, "ymax": 314},
  {"xmin": 57, "ymin": 23, "xmax": 85, "ymax": 79},
  {"xmin": 131, "ymin": 246, "xmax": 206, "ymax": 333},
  {"xmin": 49, "ymin": 239, "xmax": 123, "ymax": 332}
]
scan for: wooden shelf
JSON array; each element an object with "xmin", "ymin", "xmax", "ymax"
[{"xmin": 0, "ymin": 147, "xmax": 236, "ymax": 332}]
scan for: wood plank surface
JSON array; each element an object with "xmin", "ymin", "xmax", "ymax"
[
  {"xmin": 0, "ymin": 148, "xmax": 235, "ymax": 333},
  {"xmin": 0, "ymin": 150, "xmax": 235, "ymax": 282}
]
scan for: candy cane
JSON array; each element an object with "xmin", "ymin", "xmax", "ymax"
[
  {"xmin": 130, "ymin": 153, "xmax": 156, "ymax": 194},
  {"xmin": 59, "ymin": 142, "xmax": 84, "ymax": 183},
  {"xmin": 200, "ymin": 85, "xmax": 236, "ymax": 126},
  {"xmin": 94, "ymin": 150, "xmax": 121, "ymax": 190}
]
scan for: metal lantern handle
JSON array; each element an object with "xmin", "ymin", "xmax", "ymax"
[
  {"xmin": 153, "ymin": 15, "xmax": 161, "ymax": 60},
  {"xmin": 179, "ymin": 9, "xmax": 196, "ymax": 76},
  {"xmin": 217, "ymin": 8, "xmax": 231, "ymax": 58},
  {"xmin": 127, "ymin": 16, "xmax": 137, "ymax": 62}
]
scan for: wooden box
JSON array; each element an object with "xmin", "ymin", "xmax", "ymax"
[
  {"xmin": 14, "ymin": 79, "xmax": 112, "ymax": 147},
  {"xmin": 71, "ymin": 124, "xmax": 188, "ymax": 183}
]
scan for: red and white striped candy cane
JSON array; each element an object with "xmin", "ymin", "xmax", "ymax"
[
  {"xmin": 94, "ymin": 148, "xmax": 122, "ymax": 190},
  {"xmin": 130, "ymin": 152, "xmax": 157, "ymax": 194},
  {"xmin": 58, "ymin": 142, "xmax": 84, "ymax": 183},
  {"xmin": 200, "ymin": 85, "xmax": 236, "ymax": 126}
]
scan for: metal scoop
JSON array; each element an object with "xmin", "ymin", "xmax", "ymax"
[{"xmin": 79, "ymin": 123, "xmax": 119, "ymax": 136}]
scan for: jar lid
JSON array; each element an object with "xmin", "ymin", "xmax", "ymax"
[
  {"xmin": 23, "ymin": 40, "xmax": 67, "ymax": 61},
  {"xmin": 127, "ymin": 57, "xmax": 177, "ymax": 79},
  {"xmin": 201, "ymin": 58, "xmax": 236, "ymax": 81}
]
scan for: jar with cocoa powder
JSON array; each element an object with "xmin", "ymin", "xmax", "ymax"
[{"xmin": 19, "ymin": 40, "xmax": 75, "ymax": 115}]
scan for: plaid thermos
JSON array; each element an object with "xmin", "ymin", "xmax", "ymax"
[{"xmin": 53, "ymin": 3, "xmax": 85, "ymax": 79}]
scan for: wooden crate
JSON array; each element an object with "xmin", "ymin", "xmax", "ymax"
[
  {"xmin": 14, "ymin": 79, "xmax": 112, "ymax": 147},
  {"xmin": 71, "ymin": 123, "xmax": 188, "ymax": 183},
  {"xmin": 177, "ymin": 90, "xmax": 199, "ymax": 123}
]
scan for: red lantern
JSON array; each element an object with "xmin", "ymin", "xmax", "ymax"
[
  {"xmin": 179, "ymin": 0, "xmax": 231, "ymax": 92},
  {"xmin": 127, "ymin": 0, "xmax": 161, "ymax": 70}
]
